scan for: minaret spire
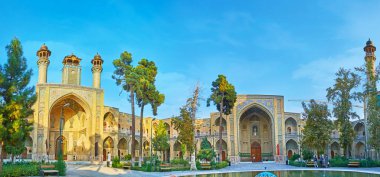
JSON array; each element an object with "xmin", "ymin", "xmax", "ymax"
[
  {"xmin": 364, "ymin": 38, "xmax": 377, "ymax": 79},
  {"xmin": 91, "ymin": 53, "xmax": 103, "ymax": 88},
  {"xmin": 36, "ymin": 44, "xmax": 51, "ymax": 84}
]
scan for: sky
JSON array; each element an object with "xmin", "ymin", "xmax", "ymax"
[{"xmin": 0, "ymin": 0, "xmax": 379, "ymax": 119}]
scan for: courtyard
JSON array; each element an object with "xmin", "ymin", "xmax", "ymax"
[{"xmin": 65, "ymin": 162, "xmax": 380, "ymax": 177}]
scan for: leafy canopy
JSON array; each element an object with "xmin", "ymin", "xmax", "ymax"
[
  {"xmin": 326, "ymin": 68, "xmax": 361, "ymax": 156},
  {"xmin": 135, "ymin": 59, "xmax": 164, "ymax": 115},
  {"xmin": 207, "ymin": 75, "xmax": 237, "ymax": 115},
  {"xmin": 172, "ymin": 106, "xmax": 195, "ymax": 153},
  {"xmin": 152, "ymin": 120, "xmax": 170, "ymax": 152},
  {"xmin": 301, "ymin": 100, "xmax": 333, "ymax": 153}
]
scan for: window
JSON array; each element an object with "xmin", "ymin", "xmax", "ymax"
[
  {"xmin": 252, "ymin": 126, "xmax": 258, "ymax": 136},
  {"xmin": 287, "ymin": 127, "xmax": 291, "ymax": 134}
]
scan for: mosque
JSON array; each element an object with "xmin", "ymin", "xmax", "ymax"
[{"xmin": 20, "ymin": 40, "xmax": 374, "ymax": 163}]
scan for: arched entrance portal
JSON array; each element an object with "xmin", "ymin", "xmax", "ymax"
[
  {"xmin": 118, "ymin": 138, "xmax": 128, "ymax": 159},
  {"xmin": 251, "ymin": 142, "xmax": 261, "ymax": 162},
  {"xmin": 216, "ymin": 139, "xmax": 228, "ymax": 161},
  {"xmin": 239, "ymin": 105, "xmax": 273, "ymax": 162},
  {"xmin": 103, "ymin": 136, "xmax": 114, "ymax": 161},
  {"xmin": 286, "ymin": 139, "xmax": 298, "ymax": 158},
  {"xmin": 49, "ymin": 95, "xmax": 91, "ymax": 161}
]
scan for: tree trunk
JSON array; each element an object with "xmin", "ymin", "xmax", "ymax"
[
  {"xmin": 139, "ymin": 104, "xmax": 144, "ymax": 167},
  {"xmin": 0, "ymin": 143, "xmax": 3, "ymax": 173},
  {"xmin": 190, "ymin": 85, "xmax": 199, "ymax": 170},
  {"xmin": 219, "ymin": 99, "xmax": 224, "ymax": 162},
  {"xmin": 131, "ymin": 89, "xmax": 136, "ymax": 166}
]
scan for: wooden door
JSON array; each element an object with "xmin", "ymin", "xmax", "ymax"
[
  {"xmin": 251, "ymin": 142, "xmax": 261, "ymax": 162},
  {"xmin": 21, "ymin": 147, "xmax": 27, "ymax": 159},
  {"xmin": 222, "ymin": 151, "xmax": 226, "ymax": 161},
  {"xmin": 288, "ymin": 150, "xmax": 293, "ymax": 158},
  {"xmin": 331, "ymin": 150, "xmax": 335, "ymax": 158},
  {"xmin": 103, "ymin": 149, "xmax": 106, "ymax": 161}
]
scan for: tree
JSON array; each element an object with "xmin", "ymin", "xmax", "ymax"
[
  {"xmin": 112, "ymin": 51, "xmax": 140, "ymax": 166},
  {"xmin": 172, "ymin": 84, "xmax": 200, "ymax": 170},
  {"xmin": 0, "ymin": 38, "xmax": 37, "ymax": 169},
  {"xmin": 135, "ymin": 59, "xmax": 165, "ymax": 167},
  {"xmin": 200, "ymin": 137, "xmax": 212, "ymax": 149},
  {"xmin": 172, "ymin": 106, "xmax": 195, "ymax": 157},
  {"xmin": 356, "ymin": 58, "xmax": 380, "ymax": 159},
  {"xmin": 301, "ymin": 100, "xmax": 333, "ymax": 154},
  {"xmin": 152, "ymin": 120, "xmax": 170, "ymax": 161},
  {"xmin": 326, "ymin": 68, "xmax": 361, "ymax": 158},
  {"xmin": 0, "ymin": 72, "xmax": 4, "ymax": 173},
  {"xmin": 197, "ymin": 138, "xmax": 215, "ymax": 161},
  {"xmin": 207, "ymin": 75, "xmax": 237, "ymax": 160}
]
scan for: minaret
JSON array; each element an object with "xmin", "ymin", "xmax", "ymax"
[
  {"xmin": 364, "ymin": 38, "xmax": 377, "ymax": 79},
  {"xmin": 62, "ymin": 54, "xmax": 82, "ymax": 85},
  {"xmin": 91, "ymin": 53, "xmax": 103, "ymax": 88},
  {"xmin": 36, "ymin": 44, "xmax": 51, "ymax": 84}
]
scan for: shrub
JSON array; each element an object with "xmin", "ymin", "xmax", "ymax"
[
  {"xmin": 197, "ymin": 149, "xmax": 216, "ymax": 161},
  {"xmin": 1, "ymin": 162, "xmax": 40, "ymax": 177},
  {"xmin": 125, "ymin": 154, "xmax": 132, "ymax": 161},
  {"xmin": 289, "ymin": 160, "xmax": 306, "ymax": 167},
  {"xmin": 56, "ymin": 154, "xmax": 67, "ymax": 176},
  {"xmin": 359, "ymin": 159, "xmax": 380, "ymax": 167},
  {"xmin": 302, "ymin": 149, "xmax": 313, "ymax": 161},
  {"xmin": 112, "ymin": 156, "xmax": 123, "ymax": 168},
  {"xmin": 210, "ymin": 160, "xmax": 216, "ymax": 169},
  {"xmin": 329, "ymin": 156, "xmax": 348, "ymax": 167},
  {"xmin": 170, "ymin": 158, "xmax": 189, "ymax": 165},
  {"xmin": 215, "ymin": 161, "xmax": 228, "ymax": 169},
  {"xmin": 196, "ymin": 161, "xmax": 201, "ymax": 170},
  {"xmin": 290, "ymin": 154, "xmax": 300, "ymax": 161}
]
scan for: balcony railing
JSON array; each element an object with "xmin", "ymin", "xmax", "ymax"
[
  {"xmin": 285, "ymin": 132, "xmax": 300, "ymax": 139},
  {"xmin": 103, "ymin": 127, "xmax": 117, "ymax": 132},
  {"xmin": 355, "ymin": 135, "xmax": 365, "ymax": 141}
]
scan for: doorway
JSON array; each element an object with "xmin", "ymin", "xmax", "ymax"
[
  {"xmin": 251, "ymin": 142, "xmax": 261, "ymax": 162},
  {"xmin": 287, "ymin": 150, "xmax": 293, "ymax": 158}
]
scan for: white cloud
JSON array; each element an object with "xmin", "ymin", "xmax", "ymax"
[{"xmin": 292, "ymin": 47, "xmax": 363, "ymax": 90}]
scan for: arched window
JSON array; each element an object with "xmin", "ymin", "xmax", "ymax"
[
  {"xmin": 287, "ymin": 127, "xmax": 291, "ymax": 134},
  {"xmin": 252, "ymin": 126, "xmax": 258, "ymax": 136}
]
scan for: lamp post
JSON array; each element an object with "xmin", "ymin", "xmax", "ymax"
[{"xmin": 59, "ymin": 103, "xmax": 70, "ymax": 159}]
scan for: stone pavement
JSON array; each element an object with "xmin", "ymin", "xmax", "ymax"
[{"xmin": 66, "ymin": 162, "xmax": 380, "ymax": 177}]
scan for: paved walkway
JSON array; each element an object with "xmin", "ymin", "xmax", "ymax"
[{"xmin": 66, "ymin": 162, "xmax": 380, "ymax": 177}]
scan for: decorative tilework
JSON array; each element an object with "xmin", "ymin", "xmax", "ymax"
[{"xmin": 237, "ymin": 99, "xmax": 274, "ymax": 113}]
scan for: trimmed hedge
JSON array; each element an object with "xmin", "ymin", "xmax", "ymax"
[
  {"xmin": 0, "ymin": 161, "xmax": 65, "ymax": 177},
  {"xmin": 289, "ymin": 160, "xmax": 306, "ymax": 167},
  {"xmin": 215, "ymin": 161, "xmax": 228, "ymax": 169},
  {"xmin": 1, "ymin": 162, "xmax": 39, "ymax": 177},
  {"xmin": 170, "ymin": 159, "xmax": 189, "ymax": 165},
  {"xmin": 329, "ymin": 156, "xmax": 348, "ymax": 167},
  {"xmin": 196, "ymin": 160, "xmax": 228, "ymax": 170}
]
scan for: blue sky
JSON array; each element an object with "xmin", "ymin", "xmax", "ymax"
[{"xmin": 0, "ymin": 0, "xmax": 379, "ymax": 119}]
